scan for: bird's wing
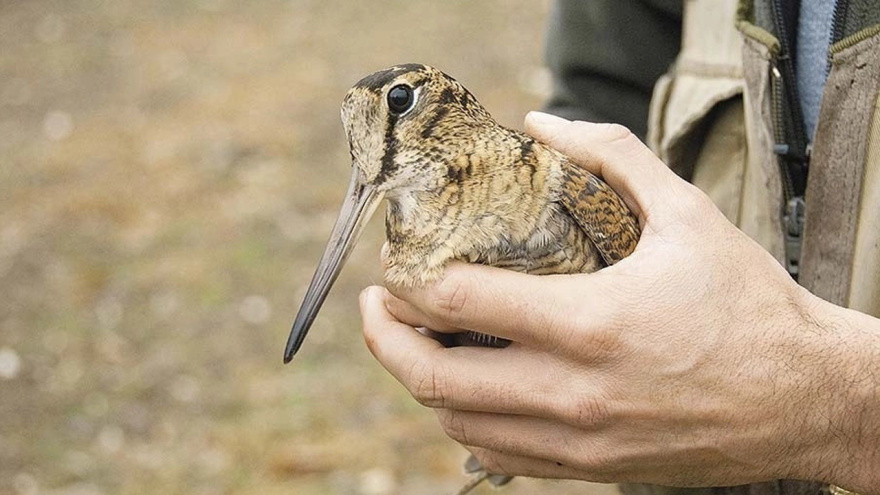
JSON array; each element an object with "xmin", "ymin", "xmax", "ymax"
[{"xmin": 558, "ymin": 158, "xmax": 640, "ymax": 265}]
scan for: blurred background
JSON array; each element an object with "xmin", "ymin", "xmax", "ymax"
[{"xmin": 0, "ymin": 0, "xmax": 616, "ymax": 493}]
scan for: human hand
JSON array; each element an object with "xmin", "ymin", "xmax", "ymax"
[{"xmin": 359, "ymin": 112, "xmax": 877, "ymax": 490}]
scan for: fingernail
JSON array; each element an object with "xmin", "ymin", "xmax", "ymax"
[{"xmin": 525, "ymin": 111, "xmax": 568, "ymax": 127}]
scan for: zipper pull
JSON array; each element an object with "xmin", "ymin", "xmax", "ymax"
[{"xmin": 783, "ymin": 196, "xmax": 805, "ymax": 279}]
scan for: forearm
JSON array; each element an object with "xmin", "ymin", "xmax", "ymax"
[{"xmin": 798, "ymin": 292, "xmax": 880, "ymax": 493}]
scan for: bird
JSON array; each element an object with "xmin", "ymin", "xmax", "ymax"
[{"xmin": 283, "ymin": 63, "xmax": 640, "ymax": 494}]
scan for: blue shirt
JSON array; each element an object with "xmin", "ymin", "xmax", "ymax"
[{"xmin": 796, "ymin": 0, "xmax": 837, "ymax": 140}]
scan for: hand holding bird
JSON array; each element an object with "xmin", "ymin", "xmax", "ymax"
[{"xmin": 362, "ymin": 112, "xmax": 871, "ymax": 490}]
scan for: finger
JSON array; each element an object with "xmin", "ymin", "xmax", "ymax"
[
  {"xmin": 436, "ymin": 409, "xmax": 612, "ymax": 468},
  {"xmin": 384, "ymin": 263, "xmax": 618, "ymax": 351},
  {"xmin": 381, "ymin": 289, "xmax": 460, "ymax": 333},
  {"xmin": 524, "ymin": 111, "xmax": 681, "ymax": 220},
  {"xmin": 466, "ymin": 446, "xmax": 594, "ymax": 481},
  {"xmin": 361, "ymin": 286, "xmax": 603, "ymax": 417}
]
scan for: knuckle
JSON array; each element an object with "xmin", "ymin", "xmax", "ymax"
[
  {"xmin": 437, "ymin": 409, "xmax": 470, "ymax": 445},
  {"xmin": 567, "ymin": 314, "xmax": 624, "ymax": 360},
  {"xmin": 561, "ymin": 394, "xmax": 611, "ymax": 428},
  {"xmin": 567, "ymin": 121, "xmax": 638, "ymax": 148},
  {"xmin": 671, "ymin": 183, "xmax": 719, "ymax": 223},
  {"xmin": 430, "ymin": 271, "xmax": 470, "ymax": 323},
  {"xmin": 539, "ymin": 315, "xmax": 578, "ymax": 355},
  {"xmin": 595, "ymin": 123, "xmax": 635, "ymax": 143},
  {"xmin": 408, "ymin": 361, "xmax": 449, "ymax": 408},
  {"xmin": 585, "ymin": 327, "xmax": 624, "ymax": 360},
  {"xmin": 685, "ymin": 190, "xmax": 713, "ymax": 213}
]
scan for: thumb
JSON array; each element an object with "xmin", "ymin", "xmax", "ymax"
[{"xmin": 524, "ymin": 111, "xmax": 681, "ymax": 220}]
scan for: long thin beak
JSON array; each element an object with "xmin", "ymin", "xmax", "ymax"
[{"xmin": 283, "ymin": 170, "xmax": 383, "ymax": 363}]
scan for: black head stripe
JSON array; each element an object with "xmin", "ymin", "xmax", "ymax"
[
  {"xmin": 375, "ymin": 111, "xmax": 399, "ymax": 184},
  {"xmin": 353, "ymin": 63, "xmax": 426, "ymax": 92}
]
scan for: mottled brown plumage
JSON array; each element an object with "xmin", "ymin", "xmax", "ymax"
[{"xmin": 284, "ymin": 64, "xmax": 640, "ymax": 493}]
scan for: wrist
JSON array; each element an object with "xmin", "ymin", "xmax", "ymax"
[{"xmin": 786, "ymin": 291, "xmax": 880, "ymax": 493}]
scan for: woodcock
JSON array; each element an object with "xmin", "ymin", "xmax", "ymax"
[{"xmin": 283, "ymin": 64, "xmax": 641, "ymax": 493}]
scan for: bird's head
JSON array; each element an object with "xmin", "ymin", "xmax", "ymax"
[
  {"xmin": 284, "ymin": 64, "xmax": 492, "ymax": 362},
  {"xmin": 341, "ymin": 63, "xmax": 491, "ymax": 192}
]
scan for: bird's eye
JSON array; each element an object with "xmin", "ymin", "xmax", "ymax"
[{"xmin": 387, "ymin": 84, "xmax": 415, "ymax": 114}]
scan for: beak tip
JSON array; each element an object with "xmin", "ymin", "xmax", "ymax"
[{"xmin": 283, "ymin": 338, "xmax": 298, "ymax": 364}]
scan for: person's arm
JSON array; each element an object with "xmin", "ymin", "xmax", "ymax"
[
  {"xmin": 359, "ymin": 113, "xmax": 880, "ymax": 494},
  {"xmin": 544, "ymin": 0, "xmax": 681, "ymax": 139}
]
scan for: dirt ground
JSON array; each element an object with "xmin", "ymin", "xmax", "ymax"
[{"xmin": 1, "ymin": 1, "xmax": 618, "ymax": 494}]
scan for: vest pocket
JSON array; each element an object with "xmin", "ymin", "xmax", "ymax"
[
  {"xmin": 648, "ymin": 66, "xmax": 747, "ymax": 223},
  {"xmin": 648, "ymin": 66, "xmax": 744, "ymax": 179}
]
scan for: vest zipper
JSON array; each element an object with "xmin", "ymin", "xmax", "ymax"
[
  {"xmin": 826, "ymin": 0, "xmax": 850, "ymax": 75},
  {"xmin": 830, "ymin": 0, "xmax": 850, "ymax": 46},
  {"xmin": 770, "ymin": 0, "xmax": 810, "ymax": 281}
]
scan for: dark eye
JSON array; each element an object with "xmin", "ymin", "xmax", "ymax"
[{"xmin": 387, "ymin": 84, "xmax": 415, "ymax": 114}]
